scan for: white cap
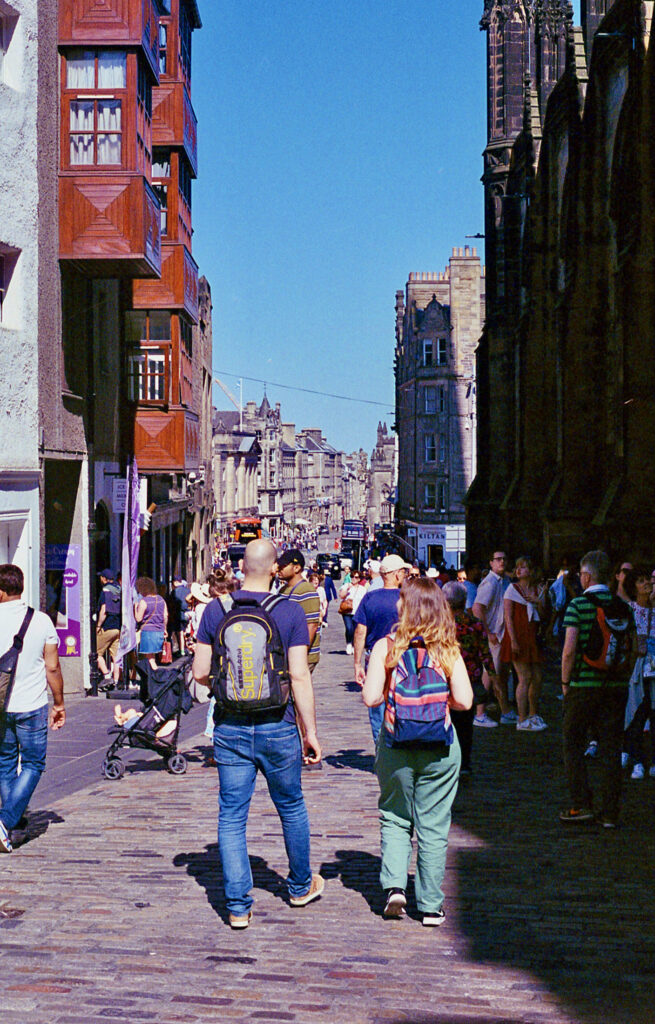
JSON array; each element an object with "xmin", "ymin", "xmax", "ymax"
[
  {"xmin": 380, "ymin": 554, "xmax": 410, "ymax": 574},
  {"xmin": 426, "ymin": 567, "xmax": 438, "ymax": 579}
]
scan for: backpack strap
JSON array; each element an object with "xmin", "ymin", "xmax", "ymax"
[
  {"xmin": 261, "ymin": 593, "xmax": 285, "ymax": 614},
  {"xmin": 13, "ymin": 608, "xmax": 34, "ymax": 651}
]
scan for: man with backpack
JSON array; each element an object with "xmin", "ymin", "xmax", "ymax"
[
  {"xmin": 192, "ymin": 539, "xmax": 324, "ymax": 929},
  {"xmin": 96, "ymin": 568, "xmax": 122, "ymax": 687},
  {"xmin": 559, "ymin": 549, "xmax": 633, "ymax": 828},
  {"xmin": 0, "ymin": 563, "xmax": 65, "ymax": 854}
]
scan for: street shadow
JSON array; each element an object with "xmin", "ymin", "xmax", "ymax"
[
  {"xmin": 324, "ymin": 748, "xmax": 375, "ymax": 773},
  {"xmin": 451, "ymin": 686, "xmax": 655, "ymax": 1024},
  {"xmin": 173, "ymin": 844, "xmax": 288, "ymax": 921},
  {"xmin": 319, "ymin": 848, "xmax": 390, "ymax": 916},
  {"xmin": 12, "ymin": 810, "xmax": 65, "ymax": 849}
]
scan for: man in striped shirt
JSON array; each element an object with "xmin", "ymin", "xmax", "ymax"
[
  {"xmin": 560, "ymin": 549, "xmax": 632, "ymax": 828},
  {"xmin": 278, "ymin": 549, "xmax": 321, "ymax": 673}
]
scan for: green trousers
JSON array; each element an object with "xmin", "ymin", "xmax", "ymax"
[{"xmin": 374, "ymin": 734, "xmax": 461, "ymax": 912}]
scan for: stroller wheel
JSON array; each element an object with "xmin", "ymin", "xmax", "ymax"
[
  {"xmin": 102, "ymin": 757, "xmax": 125, "ymax": 780},
  {"xmin": 166, "ymin": 752, "xmax": 187, "ymax": 775}
]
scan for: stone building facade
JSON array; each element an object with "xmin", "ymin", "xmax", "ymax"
[
  {"xmin": 366, "ymin": 423, "xmax": 397, "ymax": 533},
  {"xmin": 395, "ymin": 248, "xmax": 485, "ymax": 568},
  {"xmin": 468, "ymin": 0, "xmax": 655, "ymax": 566}
]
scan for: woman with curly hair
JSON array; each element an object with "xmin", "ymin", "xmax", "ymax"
[{"xmin": 362, "ymin": 578, "xmax": 472, "ymax": 926}]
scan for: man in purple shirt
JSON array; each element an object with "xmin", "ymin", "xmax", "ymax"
[{"xmin": 193, "ymin": 540, "xmax": 324, "ymax": 929}]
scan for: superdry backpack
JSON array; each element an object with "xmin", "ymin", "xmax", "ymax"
[
  {"xmin": 383, "ymin": 636, "xmax": 454, "ymax": 748},
  {"xmin": 581, "ymin": 594, "xmax": 633, "ymax": 682},
  {"xmin": 211, "ymin": 595, "xmax": 290, "ymax": 713}
]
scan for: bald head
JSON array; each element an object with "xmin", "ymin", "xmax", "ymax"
[{"xmin": 243, "ymin": 539, "xmax": 278, "ymax": 579}]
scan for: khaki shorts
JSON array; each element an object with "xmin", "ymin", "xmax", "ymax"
[{"xmin": 97, "ymin": 627, "xmax": 120, "ymax": 660}]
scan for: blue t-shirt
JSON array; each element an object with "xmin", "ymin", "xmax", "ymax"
[
  {"xmin": 354, "ymin": 588, "xmax": 401, "ymax": 651},
  {"xmin": 196, "ymin": 589, "xmax": 310, "ymax": 723}
]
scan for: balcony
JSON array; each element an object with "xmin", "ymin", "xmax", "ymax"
[
  {"xmin": 59, "ymin": 175, "xmax": 161, "ymax": 278},
  {"xmin": 135, "ymin": 407, "xmax": 200, "ymax": 471},
  {"xmin": 132, "ymin": 242, "xmax": 199, "ymax": 322},
  {"xmin": 59, "ymin": 0, "xmax": 160, "ymax": 82},
  {"xmin": 152, "ymin": 81, "xmax": 198, "ymax": 176}
]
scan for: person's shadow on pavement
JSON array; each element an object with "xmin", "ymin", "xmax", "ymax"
[
  {"xmin": 12, "ymin": 810, "xmax": 64, "ymax": 849},
  {"xmin": 319, "ymin": 848, "xmax": 390, "ymax": 916},
  {"xmin": 173, "ymin": 845, "xmax": 289, "ymax": 920},
  {"xmin": 324, "ymin": 748, "xmax": 375, "ymax": 773}
]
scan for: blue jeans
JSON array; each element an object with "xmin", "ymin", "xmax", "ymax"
[
  {"xmin": 213, "ymin": 717, "xmax": 312, "ymax": 915},
  {"xmin": 0, "ymin": 705, "xmax": 48, "ymax": 831}
]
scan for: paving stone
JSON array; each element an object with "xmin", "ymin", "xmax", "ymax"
[{"xmin": 0, "ymin": 623, "xmax": 653, "ymax": 1023}]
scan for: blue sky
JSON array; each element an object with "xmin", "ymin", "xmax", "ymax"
[{"xmin": 193, "ymin": 1, "xmax": 581, "ymax": 455}]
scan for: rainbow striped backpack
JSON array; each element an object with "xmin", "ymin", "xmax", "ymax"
[{"xmin": 383, "ymin": 637, "xmax": 453, "ymax": 749}]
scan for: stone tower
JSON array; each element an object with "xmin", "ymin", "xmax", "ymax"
[
  {"xmin": 581, "ymin": 0, "xmax": 609, "ymax": 60},
  {"xmin": 473, "ymin": 0, "xmax": 570, "ymax": 525}
]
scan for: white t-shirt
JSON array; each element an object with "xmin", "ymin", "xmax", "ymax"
[
  {"xmin": 474, "ymin": 571, "xmax": 506, "ymax": 641},
  {"xmin": 0, "ymin": 600, "xmax": 59, "ymax": 713}
]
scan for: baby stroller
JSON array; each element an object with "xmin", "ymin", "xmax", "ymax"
[{"xmin": 102, "ymin": 656, "xmax": 194, "ymax": 780}]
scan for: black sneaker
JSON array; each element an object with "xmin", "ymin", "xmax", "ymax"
[
  {"xmin": 383, "ymin": 888, "xmax": 406, "ymax": 918},
  {"xmin": 422, "ymin": 909, "xmax": 446, "ymax": 927}
]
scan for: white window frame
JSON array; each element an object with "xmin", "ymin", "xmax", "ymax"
[
  {"xmin": 424, "ymin": 385, "xmax": 437, "ymax": 415},
  {"xmin": 436, "ymin": 338, "xmax": 447, "ymax": 365},
  {"xmin": 422, "ymin": 340, "xmax": 434, "ymax": 367},
  {"xmin": 424, "ymin": 483, "xmax": 436, "ymax": 508},
  {"xmin": 438, "ymin": 483, "xmax": 447, "ymax": 511},
  {"xmin": 424, "ymin": 434, "xmax": 436, "ymax": 463}
]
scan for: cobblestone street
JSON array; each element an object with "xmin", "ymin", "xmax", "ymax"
[{"xmin": 1, "ymin": 620, "xmax": 654, "ymax": 1024}]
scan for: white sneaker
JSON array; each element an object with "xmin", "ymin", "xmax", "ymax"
[
  {"xmin": 473, "ymin": 713, "xmax": 498, "ymax": 728},
  {"xmin": 500, "ymin": 710, "xmax": 518, "ymax": 725},
  {"xmin": 345, "ymin": 643, "xmax": 353, "ymax": 655},
  {"xmin": 631, "ymin": 763, "xmax": 645, "ymax": 780},
  {"xmin": 584, "ymin": 741, "xmax": 598, "ymax": 758},
  {"xmin": 516, "ymin": 718, "xmax": 540, "ymax": 731},
  {"xmin": 621, "ymin": 752, "xmax": 630, "ymax": 769},
  {"xmin": 529, "ymin": 715, "xmax": 548, "ymax": 731}
]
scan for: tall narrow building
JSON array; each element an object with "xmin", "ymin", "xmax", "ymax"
[
  {"xmin": 395, "ymin": 248, "xmax": 485, "ymax": 569},
  {"xmin": 468, "ymin": 0, "xmax": 570, "ymax": 552}
]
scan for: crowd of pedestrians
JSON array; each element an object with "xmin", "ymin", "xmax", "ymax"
[{"xmin": 1, "ymin": 537, "xmax": 653, "ymax": 931}]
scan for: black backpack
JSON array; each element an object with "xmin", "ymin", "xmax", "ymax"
[
  {"xmin": 103, "ymin": 583, "xmax": 122, "ymax": 618},
  {"xmin": 211, "ymin": 595, "xmax": 290, "ymax": 713},
  {"xmin": 0, "ymin": 608, "xmax": 35, "ymax": 712}
]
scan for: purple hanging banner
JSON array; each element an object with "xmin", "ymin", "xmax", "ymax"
[{"xmin": 116, "ymin": 458, "xmax": 141, "ymax": 663}]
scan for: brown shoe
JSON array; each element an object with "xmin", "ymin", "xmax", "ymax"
[
  {"xmin": 289, "ymin": 874, "xmax": 325, "ymax": 907},
  {"xmin": 228, "ymin": 911, "xmax": 253, "ymax": 929}
]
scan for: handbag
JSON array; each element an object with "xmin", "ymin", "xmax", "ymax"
[
  {"xmin": 160, "ymin": 640, "xmax": 173, "ymax": 665},
  {"xmin": 338, "ymin": 598, "xmax": 353, "ymax": 615},
  {"xmin": 0, "ymin": 608, "xmax": 35, "ymax": 712}
]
